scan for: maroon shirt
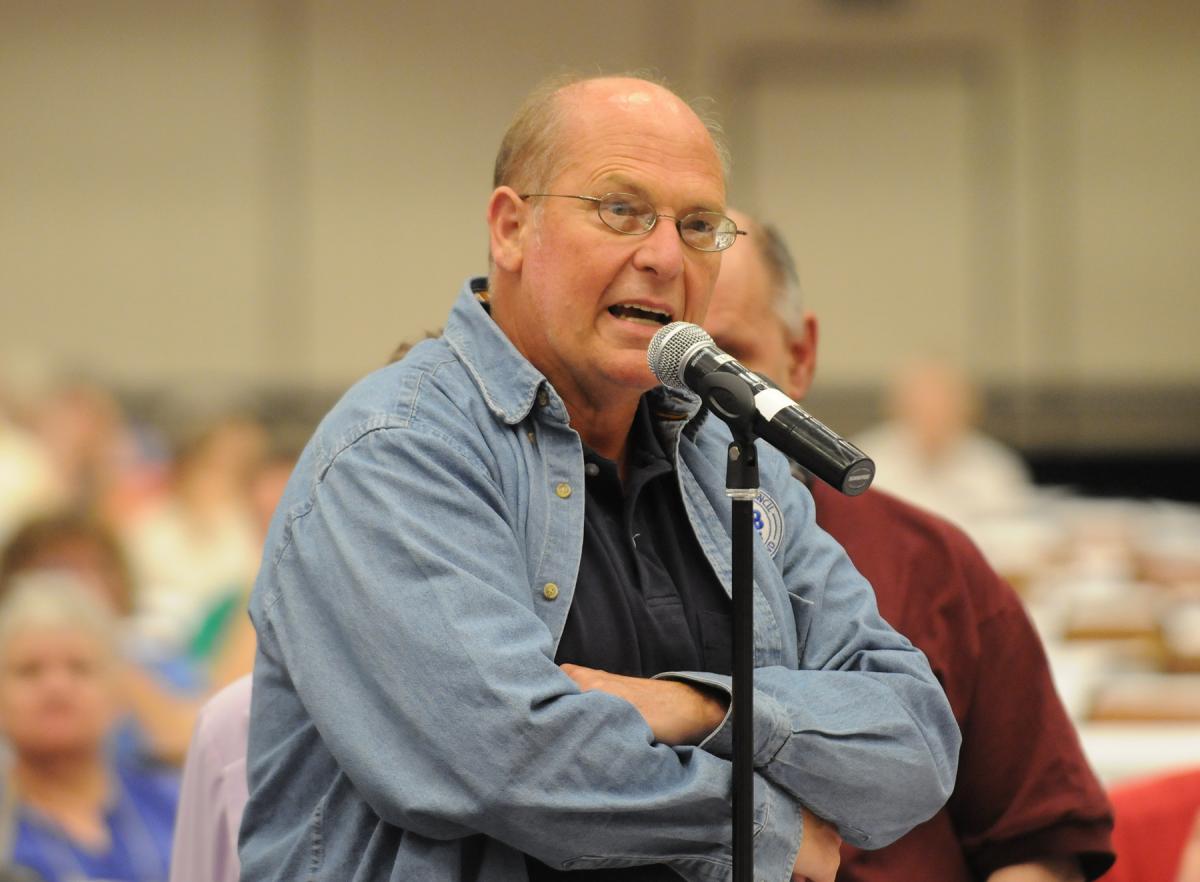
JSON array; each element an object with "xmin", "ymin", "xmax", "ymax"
[{"xmin": 808, "ymin": 481, "xmax": 1115, "ymax": 881}]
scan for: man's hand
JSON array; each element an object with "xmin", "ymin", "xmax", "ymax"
[
  {"xmin": 987, "ymin": 859, "xmax": 1084, "ymax": 882},
  {"xmin": 562, "ymin": 665, "xmax": 844, "ymax": 881},
  {"xmin": 792, "ymin": 806, "xmax": 841, "ymax": 882},
  {"xmin": 560, "ymin": 664, "xmax": 728, "ymax": 746}
]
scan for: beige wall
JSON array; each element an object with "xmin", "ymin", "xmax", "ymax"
[{"xmin": 1, "ymin": 1, "xmax": 1197, "ymax": 440}]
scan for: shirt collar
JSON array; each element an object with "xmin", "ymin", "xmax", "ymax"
[
  {"xmin": 442, "ymin": 277, "xmax": 553, "ymax": 426},
  {"xmin": 442, "ymin": 276, "xmax": 707, "ymax": 432}
]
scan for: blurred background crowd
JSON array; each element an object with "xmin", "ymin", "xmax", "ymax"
[{"xmin": 0, "ymin": 374, "xmax": 303, "ymax": 879}]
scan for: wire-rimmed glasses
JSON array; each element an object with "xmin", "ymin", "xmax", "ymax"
[{"xmin": 520, "ymin": 192, "xmax": 746, "ymax": 252}]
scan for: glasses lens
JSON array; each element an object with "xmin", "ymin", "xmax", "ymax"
[
  {"xmin": 597, "ymin": 193, "xmax": 655, "ymax": 234},
  {"xmin": 680, "ymin": 212, "xmax": 738, "ymax": 252}
]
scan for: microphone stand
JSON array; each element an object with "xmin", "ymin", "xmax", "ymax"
[{"xmin": 695, "ymin": 372, "xmax": 759, "ymax": 882}]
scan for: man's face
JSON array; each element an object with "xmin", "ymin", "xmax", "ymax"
[
  {"xmin": 494, "ymin": 80, "xmax": 727, "ymax": 408},
  {"xmin": 704, "ymin": 228, "xmax": 796, "ymax": 395}
]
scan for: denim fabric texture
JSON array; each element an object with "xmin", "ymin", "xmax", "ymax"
[{"xmin": 238, "ymin": 278, "xmax": 960, "ymax": 882}]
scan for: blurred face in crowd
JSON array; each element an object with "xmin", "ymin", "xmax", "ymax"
[
  {"xmin": 205, "ymin": 417, "xmax": 268, "ymax": 486},
  {"xmin": 889, "ymin": 359, "xmax": 976, "ymax": 458},
  {"xmin": 249, "ymin": 454, "xmax": 297, "ymax": 538},
  {"xmin": 31, "ymin": 383, "xmax": 122, "ymax": 480},
  {"xmin": 704, "ymin": 210, "xmax": 817, "ymax": 401},
  {"xmin": 0, "ymin": 625, "xmax": 119, "ymax": 760},
  {"xmin": 176, "ymin": 416, "xmax": 267, "ymax": 508},
  {"xmin": 489, "ymin": 78, "xmax": 728, "ymax": 412}
]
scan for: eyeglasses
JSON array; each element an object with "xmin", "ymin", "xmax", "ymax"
[{"xmin": 519, "ymin": 192, "xmax": 747, "ymax": 253}]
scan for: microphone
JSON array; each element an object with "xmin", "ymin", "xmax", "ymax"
[{"xmin": 648, "ymin": 321, "xmax": 875, "ymax": 496}]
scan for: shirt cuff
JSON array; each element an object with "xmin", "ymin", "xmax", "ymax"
[
  {"xmin": 651, "ymin": 671, "xmax": 792, "ymax": 765},
  {"xmin": 753, "ymin": 773, "xmax": 805, "ymax": 882},
  {"xmin": 660, "ymin": 773, "xmax": 803, "ymax": 882}
]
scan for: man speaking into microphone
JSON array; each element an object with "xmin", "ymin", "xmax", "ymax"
[{"xmin": 238, "ymin": 74, "xmax": 959, "ymax": 882}]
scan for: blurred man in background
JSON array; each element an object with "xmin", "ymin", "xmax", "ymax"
[
  {"xmin": 703, "ymin": 209, "xmax": 1115, "ymax": 882},
  {"xmin": 853, "ymin": 354, "xmax": 1035, "ymax": 535}
]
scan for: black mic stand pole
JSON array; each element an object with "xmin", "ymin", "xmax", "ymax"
[{"xmin": 696, "ymin": 373, "xmax": 759, "ymax": 882}]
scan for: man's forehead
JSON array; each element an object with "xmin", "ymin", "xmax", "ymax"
[
  {"xmin": 553, "ymin": 82, "xmax": 724, "ymax": 196},
  {"xmin": 606, "ymin": 86, "xmax": 676, "ymax": 112},
  {"xmin": 568, "ymin": 76, "xmax": 670, "ymax": 104},
  {"xmin": 563, "ymin": 78, "xmax": 700, "ymax": 134},
  {"xmin": 619, "ymin": 89, "xmax": 653, "ymax": 105}
]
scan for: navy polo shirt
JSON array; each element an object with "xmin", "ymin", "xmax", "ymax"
[
  {"xmin": 558, "ymin": 396, "xmax": 732, "ymax": 678},
  {"xmin": 527, "ymin": 397, "xmax": 732, "ymax": 882}
]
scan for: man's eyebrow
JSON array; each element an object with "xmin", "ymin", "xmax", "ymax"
[
  {"xmin": 595, "ymin": 176, "xmax": 724, "ymax": 213},
  {"xmin": 595, "ymin": 175, "xmax": 648, "ymax": 197}
]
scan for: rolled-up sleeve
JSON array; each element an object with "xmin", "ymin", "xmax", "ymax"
[{"xmin": 667, "ymin": 451, "xmax": 961, "ymax": 849}]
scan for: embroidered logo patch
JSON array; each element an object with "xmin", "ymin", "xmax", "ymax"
[{"xmin": 752, "ymin": 489, "xmax": 784, "ymax": 558}]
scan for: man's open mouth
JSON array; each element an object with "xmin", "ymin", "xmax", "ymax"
[{"xmin": 608, "ymin": 304, "xmax": 672, "ymax": 326}]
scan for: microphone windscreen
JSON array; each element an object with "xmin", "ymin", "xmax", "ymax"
[{"xmin": 648, "ymin": 321, "xmax": 712, "ymax": 390}]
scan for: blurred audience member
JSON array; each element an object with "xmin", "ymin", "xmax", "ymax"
[
  {"xmin": 854, "ymin": 356, "xmax": 1034, "ymax": 532},
  {"xmin": 165, "ymin": 440, "xmax": 298, "ymax": 882},
  {"xmin": 704, "ymin": 209, "xmax": 1114, "ymax": 881},
  {"xmin": 168, "ymin": 675, "xmax": 251, "ymax": 882},
  {"xmin": 27, "ymin": 381, "xmax": 130, "ymax": 518},
  {"xmin": 0, "ymin": 512, "xmax": 202, "ymax": 767},
  {"xmin": 0, "ymin": 414, "xmax": 60, "ymax": 550},
  {"xmin": 246, "ymin": 442, "xmax": 300, "ymax": 544},
  {"xmin": 0, "ymin": 369, "xmax": 63, "ymax": 549},
  {"xmin": 0, "ymin": 573, "xmax": 177, "ymax": 881},
  {"xmin": 11, "ymin": 375, "xmax": 169, "ymax": 536},
  {"xmin": 200, "ymin": 440, "xmax": 299, "ymax": 691},
  {"xmin": 0, "ymin": 513, "xmax": 138, "ymax": 618},
  {"xmin": 124, "ymin": 415, "xmax": 264, "ymax": 655}
]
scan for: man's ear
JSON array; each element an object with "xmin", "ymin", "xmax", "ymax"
[
  {"xmin": 487, "ymin": 187, "xmax": 527, "ymax": 273},
  {"xmin": 787, "ymin": 311, "xmax": 819, "ymax": 400}
]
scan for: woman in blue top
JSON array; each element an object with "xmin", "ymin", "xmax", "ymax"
[
  {"xmin": 0, "ymin": 512, "xmax": 210, "ymax": 769},
  {"xmin": 0, "ymin": 572, "xmax": 177, "ymax": 882}
]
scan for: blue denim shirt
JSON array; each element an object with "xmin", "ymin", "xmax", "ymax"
[{"xmin": 240, "ymin": 279, "xmax": 960, "ymax": 882}]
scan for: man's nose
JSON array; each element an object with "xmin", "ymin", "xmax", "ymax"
[{"xmin": 631, "ymin": 217, "xmax": 685, "ymax": 280}]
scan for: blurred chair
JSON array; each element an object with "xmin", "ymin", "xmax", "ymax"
[
  {"xmin": 1102, "ymin": 766, "xmax": 1200, "ymax": 882},
  {"xmin": 169, "ymin": 674, "xmax": 252, "ymax": 882}
]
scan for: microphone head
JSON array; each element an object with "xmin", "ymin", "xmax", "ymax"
[{"xmin": 648, "ymin": 321, "xmax": 713, "ymax": 390}]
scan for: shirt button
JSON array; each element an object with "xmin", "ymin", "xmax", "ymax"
[
  {"xmin": 542, "ymin": 582, "xmax": 560, "ymax": 600},
  {"xmin": 555, "ymin": 482, "xmax": 572, "ymax": 499},
  {"xmin": 584, "ymin": 462, "xmax": 600, "ymax": 478},
  {"xmin": 536, "ymin": 389, "xmax": 549, "ymax": 407}
]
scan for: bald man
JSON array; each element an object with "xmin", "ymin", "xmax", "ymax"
[
  {"xmin": 704, "ymin": 210, "xmax": 1114, "ymax": 882},
  {"xmin": 238, "ymin": 76, "xmax": 959, "ymax": 881}
]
